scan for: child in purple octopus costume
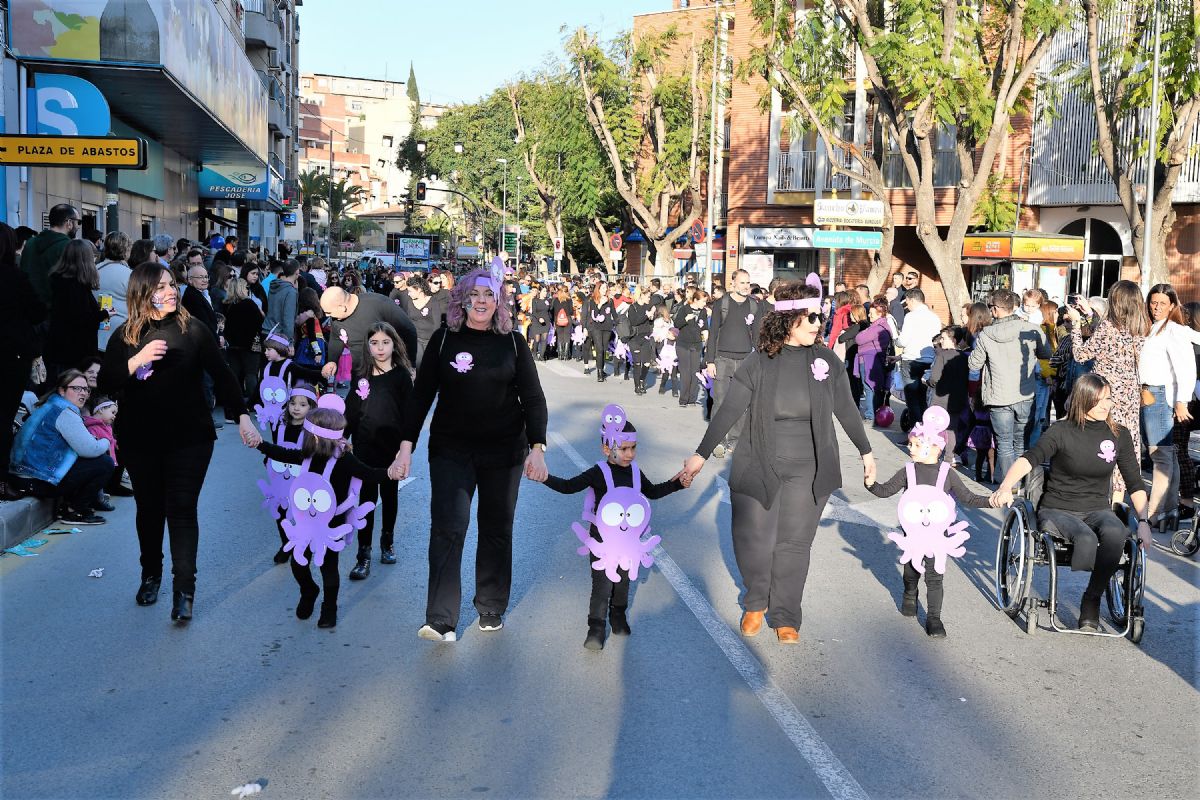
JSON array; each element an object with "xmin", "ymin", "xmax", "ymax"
[
  {"xmin": 529, "ymin": 404, "xmax": 692, "ymax": 651},
  {"xmin": 866, "ymin": 406, "xmax": 996, "ymax": 639},
  {"xmin": 257, "ymin": 383, "xmax": 318, "ymax": 565}
]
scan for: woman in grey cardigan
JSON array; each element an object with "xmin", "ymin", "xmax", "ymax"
[{"xmin": 683, "ymin": 277, "xmax": 876, "ymax": 644}]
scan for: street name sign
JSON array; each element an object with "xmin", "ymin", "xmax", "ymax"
[
  {"xmin": 0, "ymin": 134, "xmax": 146, "ymax": 168},
  {"xmin": 812, "ymin": 230, "xmax": 883, "ymax": 250},
  {"xmin": 814, "ymin": 198, "xmax": 884, "ymax": 227}
]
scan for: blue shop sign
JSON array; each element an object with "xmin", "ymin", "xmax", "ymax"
[{"xmin": 198, "ymin": 164, "xmax": 268, "ymax": 200}]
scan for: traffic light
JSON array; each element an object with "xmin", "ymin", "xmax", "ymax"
[
  {"xmin": 405, "ymin": 193, "xmax": 414, "ymax": 214},
  {"xmin": 416, "ymin": 182, "xmax": 426, "ymax": 202}
]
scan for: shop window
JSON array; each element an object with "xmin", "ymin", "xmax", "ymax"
[{"xmin": 386, "ymin": 232, "xmax": 402, "ymax": 254}]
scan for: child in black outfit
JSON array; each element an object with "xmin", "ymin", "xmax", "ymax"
[
  {"xmin": 866, "ymin": 409, "xmax": 995, "ymax": 638},
  {"xmin": 530, "ymin": 411, "xmax": 691, "ymax": 650},
  {"xmin": 926, "ymin": 325, "xmax": 970, "ymax": 464},
  {"xmin": 344, "ymin": 321, "xmax": 414, "ymax": 579},
  {"xmin": 262, "ymin": 383, "xmax": 317, "ymax": 564}
]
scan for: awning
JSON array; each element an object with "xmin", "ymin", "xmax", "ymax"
[{"xmin": 961, "ymin": 258, "xmax": 1007, "ymax": 267}]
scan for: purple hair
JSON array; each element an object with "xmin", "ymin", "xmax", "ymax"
[{"xmin": 446, "ymin": 267, "xmax": 513, "ymax": 334}]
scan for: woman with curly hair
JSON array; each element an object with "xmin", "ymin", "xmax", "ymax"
[
  {"xmin": 388, "ymin": 265, "xmax": 549, "ymax": 642},
  {"xmin": 681, "ymin": 277, "xmax": 876, "ymax": 644}
]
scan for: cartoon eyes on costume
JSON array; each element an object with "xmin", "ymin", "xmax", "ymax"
[
  {"xmin": 287, "ymin": 464, "xmax": 301, "ymax": 477},
  {"xmin": 901, "ymin": 502, "xmax": 949, "ymax": 523},
  {"xmin": 263, "ymin": 387, "xmax": 287, "ymax": 403},
  {"xmin": 600, "ymin": 502, "xmax": 646, "ymax": 527},
  {"xmin": 604, "ymin": 413, "xmax": 623, "ymax": 425},
  {"xmin": 293, "ymin": 488, "xmax": 332, "ymax": 512},
  {"xmin": 270, "ymin": 460, "xmax": 286, "ymax": 474}
]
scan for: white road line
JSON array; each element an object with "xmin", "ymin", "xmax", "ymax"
[{"xmin": 547, "ymin": 430, "xmax": 870, "ymax": 800}]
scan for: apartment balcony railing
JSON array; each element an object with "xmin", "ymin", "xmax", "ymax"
[
  {"xmin": 776, "ymin": 149, "xmax": 818, "ymax": 191},
  {"xmin": 244, "ymin": 0, "xmax": 283, "ymax": 51},
  {"xmin": 882, "ymin": 151, "xmax": 960, "ymax": 189}
]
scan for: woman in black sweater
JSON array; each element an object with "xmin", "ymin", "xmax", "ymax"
[
  {"xmin": 627, "ymin": 287, "xmax": 657, "ymax": 395},
  {"xmin": 549, "ymin": 286, "xmax": 575, "ymax": 361},
  {"xmin": 993, "ymin": 373, "xmax": 1151, "ymax": 630},
  {"xmin": 673, "ymin": 288, "xmax": 709, "ymax": 408},
  {"xmin": 526, "ymin": 284, "xmax": 552, "ymax": 360},
  {"xmin": 46, "ymin": 240, "xmax": 113, "ymax": 376},
  {"xmin": 582, "ymin": 282, "xmax": 615, "ymax": 382},
  {"xmin": 396, "ymin": 276, "xmax": 448, "ymax": 366},
  {"xmin": 222, "ymin": 276, "xmax": 265, "ymax": 406},
  {"xmin": 98, "ymin": 263, "xmax": 262, "ymax": 623},
  {"xmin": 0, "ymin": 223, "xmax": 47, "ymax": 500},
  {"xmin": 388, "ymin": 266, "xmax": 549, "ymax": 642},
  {"xmin": 681, "ymin": 279, "xmax": 876, "ymax": 644}
]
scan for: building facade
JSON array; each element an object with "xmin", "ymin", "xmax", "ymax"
[{"xmin": 0, "ymin": 0, "xmax": 300, "ymax": 252}]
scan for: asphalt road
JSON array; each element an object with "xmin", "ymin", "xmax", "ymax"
[{"xmin": 2, "ymin": 356, "xmax": 1197, "ymax": 800}]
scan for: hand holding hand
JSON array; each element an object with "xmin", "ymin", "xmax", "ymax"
[
  {"xmin": 862, "ymin": 452, "xmax": 876, "ymax": 486},
  {"xmin": 387, "ymin": 442, "xmax": 413, "ymax": 481},
  {"xmin": 682, "ymin": 453, "xmax": 706, "ymax": 480},
  {"xmin": 239, "ymin": 416, "xmax": 262, "ymax": 448},
  {"xmin": 524, "ymin": 448, "xmax": 548, "ymax": 482},
  {"xmin": 989, "ymin": 488, "xmax": 1014, "ymax": 508}
]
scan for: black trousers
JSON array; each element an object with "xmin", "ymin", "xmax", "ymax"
[
  {"xmin": 1038, "ymin": 507, "xmax": 1128, "ymax": 597},
  {"xmin": 225, "ymin": 347, "xmax": 261, "ymax": 406},
  {"xmin": 903, "ymin": 557, "xmax": 944, "ymax": 618},
  {"xmin": 589, "ymin": 556, "xmax": 630, "ymax": 621},
  {"xmin": 31, "ymin": 455, "xmax": 114, "ymax": 513},
  {"xmin": 729, "ymin": 457, "xmax": 829, "ymax": 628},
  {"xmin": 291, "ymin": 550, "xmax": 340, "ymax": 612},
  {"xmin": 0, "ymin": 353, "xmax": 31, "ymax": 477},
  {"xmin": 555, "ymin": 326, "xmax": 571, "ymax": 360},
  {"xmin": 426, "ymin": 450, "xmax": 524, "ymax": 629},
  {"xmin": 677, "ymin": 346, "xmax": 702, "ymax": 404},
  {"xmin": 123, "ymin": 441, "xmax": 214, "ymax": 594},
  {"xmin": 712, "ymin": 354, "xmax": 749, "ymax": 445},
  {"xmin": 588, "ymin": 330, "xmax": 609, "ymax": 374}
]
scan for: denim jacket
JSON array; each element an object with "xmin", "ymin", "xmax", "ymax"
[{"xmin": 11, "ymin": 394, "xmax": 79, "ymax": 485}]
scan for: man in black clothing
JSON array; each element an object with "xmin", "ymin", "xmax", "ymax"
[
  {"xmin": 704, "ymin": 269, "xmax": 762, "ymax": 457},
  {"xmin": 20, "ymin": 203, "xmax": 78, "ymax": 306},
  {"xmin": 180, "ymin": 265, "xmax": 219, "ymax": 335},
  {"xmin": 890, "ymin": 269, "xmax": 920, "ymax": 327}
]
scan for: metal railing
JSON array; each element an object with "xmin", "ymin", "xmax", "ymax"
[
  {"xmin": 882, "ymin": 150, "xmax": 960, "ymax": 188},
  {"xmin": 775, "ymin": 149, "xmax": 817, "ymax": 191}
]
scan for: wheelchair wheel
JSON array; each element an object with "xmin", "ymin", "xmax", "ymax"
[
  {"xmin": 1106, "ymin": 542, "xmax": 1147, "ymax": 632},
  {"xmin": 1130, "ymin": 617, "xmax": 1145, "ymax": 644},
  {"xmin": 1170, "ymin": 529, "xmax": 1200, "ymax": 557},
  {"xmin": 995, "ymin": 504, "xmax": 1031, "ymax": 617}
]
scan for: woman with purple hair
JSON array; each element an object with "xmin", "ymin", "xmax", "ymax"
[{"xmin": 389, "ymin": 263, "xmax": 549, "ymax": 642}]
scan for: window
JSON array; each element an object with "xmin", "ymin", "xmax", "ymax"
[
  {"xmin": 386, "ymin": 232, "xmax": 402, "ymax": 253},
  {"xmin": 349, "ymin": 100, "xmax": 362, "ymax": 112},
  {"xmin": 879, "ymin": 121, "xmax": 960, "ymax": 188},
  {"xmin": 301, "ymin": 78, "xmax": 311, "ymax": 90},
  {"xmin": 382, "ymin": 135, "xmax": 393, "ymax": 148}
]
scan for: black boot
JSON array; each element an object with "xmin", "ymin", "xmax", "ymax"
[
  {"xmin": 135, "ymin": 576, "xmax": 161, "ymax": 606},
  {"xmin": 925, "ymin": 616, "xmax": 947, "ymax": 638},
  {"xmin": 170, "ymin": 591, "xmax": 193, "ymax": 622},
  {"xmin": 273, "ymin": 547, "xmax": 289, "ymax": 564},
  {"xmin": 1078, "ymin": 593, "xmax": 1102, "ymax": 631},
  {"xmin": 380, "ymin": 541, "xmax": 397, "ymax": 565},
  {"xmin": 658, "ymin": 377, "xmax": 669, "ymax": 394},
  {"xmin": 296, "ymin": 587, "xmax": 319, "ymax": 620},
  {"xmin": 901, "ymin": 590, "xmax": 918, "ymax": 617},
  {"xmin": 584, "ymin": 617, "xmax": 607, "ymax": 650},
  {"xmin": 609, "ymin": 606, "xmax": 631, "ymax": 635},
  {"xmin": 349, "ymin": 548, "xmax": 371, "ymax": 580},
  {"xmin": 317, "ymin": 601, "xmax": 338, "ymax": 628}
]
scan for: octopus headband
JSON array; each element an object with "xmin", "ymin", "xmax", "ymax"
[
  {"xmin": 290, "ymin": 387, "xmax": 318, "ymax": 403},
  {"xmin": 773, "ymin": 273, "xmax": 825, "ymax": 312},
  {"xmin": 303, "ymin": 419, "xmax": 345, "ymax": 441},
  {"xmin": 599, "ymin": 403, "xmax": 636, "ymax": 448},
  {"xmin": 474, "ymin": 276, "xmax": 499, "ymax": 291},
  {"xmin": 264, "ymin": 326, "xmax": 290, "ymax": 348},
  {"xmin": 92, "ymin": 399, "xmax": 117, "ymax": 414}
]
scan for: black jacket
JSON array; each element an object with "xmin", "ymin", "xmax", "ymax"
[
  {"xmin": 46, "ymin": 275, "xmax": 106, "ymax": 365},
  {"xmin": 0, "ymin": 264, "xmax": 47, "ymax": 360}
]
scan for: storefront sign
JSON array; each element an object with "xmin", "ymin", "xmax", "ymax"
[
  {"xmin": 814, "ymin": 199, "xmax": 885, "ymax": 227},
  {"xmin": 811, "ymin": 230, "xmax": 883, "ymax": 250},
  {"xmin": 30, "ymin": 74, "xmax": 111, "ymax": 136},
  {"xmin": 741, "ymin": 227, "xmax": 817, "ymax": 249},
  {"xmin": 963, "ymin": 234, "xmax": 1012, "ymax": 258},
  {"xmin": 963, "ymin": 233, "xmax": 1085, "ymax": 262},
  {"xmin": 198, "ymin": 163, "xmax": 268, "ymax": 200},
  {"xmin": 0, "ymin": 134, "xmax": 145, "ymax": 168},
  {"xmin": 741, "ymin": 253, "xmax": 774, "ymax": 286}
]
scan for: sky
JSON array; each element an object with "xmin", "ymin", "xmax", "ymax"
[{"xmin": 299, "ymin": 0, "xmax": 670, "ymax": 105}]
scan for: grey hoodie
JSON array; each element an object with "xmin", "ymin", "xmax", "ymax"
[
  {"xmin": 968, "ymin": 314, "xmax": 1050, "ymax": 406},
  {"xmin": 261, "ymin": 277, "xmax": 298, "ymax": 344}
]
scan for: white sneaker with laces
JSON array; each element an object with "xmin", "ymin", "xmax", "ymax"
[{"xmin": 417, "ymin": 624, "xmax": 456, "ymax": 642}]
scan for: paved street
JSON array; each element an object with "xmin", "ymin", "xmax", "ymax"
[{"xmin": 2, "ymin": 358, "xmax": 1198, "ymax": 800}]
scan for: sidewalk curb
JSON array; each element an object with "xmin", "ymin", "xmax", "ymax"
[{"xmin": 1, "ymin": 497, "xmax": 55, "ymax": 552}]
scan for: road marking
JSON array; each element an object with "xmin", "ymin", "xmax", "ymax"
[
  {"xmin": 540, "ymin": 360, "xmax": 585, "ymax": 379},
  {"xmin": 548, "ymin": 430, "xmax": 870, "ymax": 800}
]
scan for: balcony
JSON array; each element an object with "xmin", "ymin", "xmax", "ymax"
[
  {"xmin": 260, "ymin": 71, "xmax": 290, "ymax": 138},
  {"xmin": 244, "ymin": 0, "xmax": 283, "ymax": 51},
  {"xmin": 776, "ymin": 149, "xmax": 818, "ymax": 191}
]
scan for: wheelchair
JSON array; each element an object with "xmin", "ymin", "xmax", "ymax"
[{"xmin": 993, "ymin": 470, "xmax": 1147, "ymax": 643}]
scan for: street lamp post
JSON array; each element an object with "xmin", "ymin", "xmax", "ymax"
[
  {"xmin": 496, "ymin": 158, "xmax": 508, "ymax": 258},
  {"xmin": 515, "ymin": 175, "xmax": 522, "ymax": 268},
  {"xmin": 1140, "ymin": 1, "xmax": 1162, "ymax": 293}
]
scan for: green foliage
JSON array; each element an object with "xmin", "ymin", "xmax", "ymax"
[
  {"xmin": 338, "ymin": 216, "xmax": 382, "ymax": 243},
  {"xmin": 326, "ymin": 178, "xmax": 368, "ymax": 236},
  {"xmin": 297, "ymin": 169, "xmax": 329, "ymax": 210},
  {"xmin": 972, "ymin": 173, "xmax": 1018, "ymax": 231},
  {"xmin": 407, "ymin": 62, "xmax": 420, "ymax": 106}
]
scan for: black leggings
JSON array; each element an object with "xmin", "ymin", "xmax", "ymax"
[
  {"xmin": 1038, "ymin": 507, "xmax": 1128, "ymax": 598},
  {"xmin": 425, "ymin": 450, "xmax": 524, "ymax": 630},
  {"xmin": 729, "ymin": 457, "xmax": 829, "ymax": 628},
  {"xmin": 589, "ymin": 330, "xmax": 609, "ymax": 374},
  {"xmin": 555, "ymin": 326, "xmax": 571, "ymax": 360},
  {"xmin": 290, "ymin": 551, "xmax": 340, "ymax": 614},
  {"xmin": 903, "ymin": 557, "xmax": 944, "ymax": 618},
  {"xmin": 677, "ymin": 346, "xmax": 702, "ymax": 404},
  {"xmin": 123, "ymin": 440, "xmax": 215, "ymax": 595},
  {"xmin": 0, "ymin": 353, "xmax": 30, "ymax": 477},
  {"xmin": 357, "ymin": 476, "xmax": 399, "ymax": 551},
  {"xmin": 589, "ymin": 556, "xmax": 630, "ymax": 621}
]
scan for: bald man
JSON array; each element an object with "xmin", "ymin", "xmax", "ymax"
[{"xmin": 320, "ymin": 286, "xmax": 419, "ymax": 380}]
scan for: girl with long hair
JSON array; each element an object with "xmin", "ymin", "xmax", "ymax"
[
  {"xmin": 583, "ymin": 282, "xmax": 615, "ymax": 382},
  {"xmin": 344, "ymin": 322, "xmax": 414, "ymax": 579},
  {"xmin": 46, "ymin": 239, "xmax": 112, "ymax": 376},
  {"xmin": 98, "ymin": 263, "xmax": 261, "ymax": 623},
  {"xmin": 673, "ymin": 287, "xmax": 708, "ymax": 407},
  {"xmin": 993, "ymin": 373, "xmax": 1151, "ymax": 630},
  {"xmin": 1067, "ymin": 281, "xmax": 1149, "ymax": 503},
  {"xmin": 550, "ymin": 285, "xmax": 575, "ymax": 361}
]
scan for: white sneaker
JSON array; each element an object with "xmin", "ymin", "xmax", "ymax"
[
  {"xmin": 417, "ymin": 624, "xmax": 456, "ymax": 642},
  {"xmin": 478, "ymin": 613, "xmax": 504, "ymax": 631}
]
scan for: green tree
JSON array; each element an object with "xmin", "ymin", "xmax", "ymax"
[
  {"xmin": 297, "ymin": 168, "xmax": 329, "ymax": 245},
  {"xmin": 749, "ymin": 0, "xmax": 1071, "ymax": 320},
  {"xmin": 338, "ymin": 216, "xmax": 383, "ymax": 247},
  {"xmin": 1078, "ymin": 0, "xmax": 1200, "ymax": 284},
  {"xmin": 326, "ymin": 178, "xmax": 368, "ymax": 256},
  {"xmin": 568, "ymin": 25, "xmax": 715, "ymax": 272},
  {"xmin": 407, "ymin": 62, "xmax": 420, "ymax": 106}
]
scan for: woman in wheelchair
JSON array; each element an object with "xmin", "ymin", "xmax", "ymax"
[{"xmin": 992, "ymin": 373, "xmax": 1152, "ymax": 631}]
